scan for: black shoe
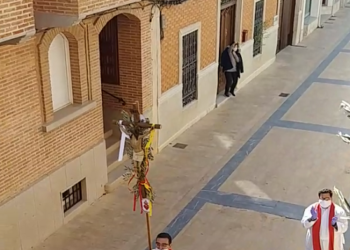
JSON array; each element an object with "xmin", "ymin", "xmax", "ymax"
[
  {"xmin": 230, "ymin": 91, "xmax": 235, "ymax": 96},
  {"xmin": 224, "ymin": 93, "xmax": 230, "ymax": 97}
]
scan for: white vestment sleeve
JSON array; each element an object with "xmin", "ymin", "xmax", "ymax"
[
  {"xmin": 335, "ymin": 206, "xmax": 348, "ymax": 234},
  {"xmin": 301, "ymin": 204, "xmax": 317, "ymax": 229}
]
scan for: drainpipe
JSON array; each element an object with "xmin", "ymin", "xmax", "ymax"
[
  {"xmin": 317, "ymin": 0, "xmax": 323, "ymax": 28},
  {"xmin": 331, "ymin": 0, "xmax": 335, "ymax": 16}
]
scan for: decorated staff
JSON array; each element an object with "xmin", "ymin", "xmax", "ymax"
[{"xmin": 113, "ymin": 102, "xmax": 161, "ymax": 250}]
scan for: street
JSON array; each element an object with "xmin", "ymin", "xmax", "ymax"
[{"xmin": 33, "ymin": 7, "xmax": 350, "ymax": 250}]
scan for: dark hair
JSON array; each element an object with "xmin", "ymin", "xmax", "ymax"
[
  {"xmin": 156, "ymin": 232, "xmax": 172, "ymax": 244},
  {"xmin": 318, "ymin": 189, "xmax": 333, "ymax": 198}
]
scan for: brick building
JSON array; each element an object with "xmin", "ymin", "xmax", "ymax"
[
  {"xmin": 0, "ymin": 0, "xmax": 160, "ymax": 249},
  {"xmin": 0, "ymin": 0, "xmax": 303, "ymax": 248},
  {"xmin": 156, "ymin": 0, "xmax": 220, "ymax": 148},
  {"xmin": 157, "ymin": 0, "xmax": 281, "ymax": 149}
]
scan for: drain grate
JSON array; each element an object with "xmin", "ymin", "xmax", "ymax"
[
  {"xmin": 279, "ymin": 93, "xmax": 290, "ymax": 97},
  {"xmin": 173, "ymin": 143, "xmax": 188, "ymax": 149}
]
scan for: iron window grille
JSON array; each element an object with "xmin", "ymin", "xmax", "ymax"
[
  {"xmin": 253, "ymin": 0, "xmax": 264, "ymax": 57},
  {"xmin": 62, "ymin": 181, "xmax": 83, "ymax": 213},
  {"xmin": 182, "ymin": 30, "xmax": 198, "ymax": 106}
]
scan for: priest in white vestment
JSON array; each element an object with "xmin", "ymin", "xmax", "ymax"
[{"xmin": 301, "ymin": 189, "xmax": 348, "ymax": 250}]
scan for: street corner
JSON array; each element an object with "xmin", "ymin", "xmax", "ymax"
[
  {"xmin": 281, "ymin": 82, "xmax": 350, "ymax": 129},
  {"xmin": 173, "ymin": 203, "xmax": 304, "ymax": 250},
  {"xmin": 218, "ymin": 127, "xmax": 350, "ymax": 206}
]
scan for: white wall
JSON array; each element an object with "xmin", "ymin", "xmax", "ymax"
[
  {"xmin": 157, "ymin": 62, "xmax": 218, "ymax": 150},
  {"xmin": 237, "ymin": 24, "xmax": 278, "ymax": 90}
]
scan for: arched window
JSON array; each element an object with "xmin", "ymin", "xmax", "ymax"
[{"xmin": 48, "ymin": 33, "xmax": 72, "ymax": 111}]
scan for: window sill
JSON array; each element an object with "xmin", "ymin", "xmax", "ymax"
[{"xmin": 42, "ymin": 101, "xmax": 96, "ymax": 132}]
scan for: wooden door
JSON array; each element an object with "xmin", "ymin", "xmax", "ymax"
[
  {"xmin": 99, "ymin": 16, "xmax": 120, "ymax": 84},
  {"xmin": 277, "ymin": 0, "xmax": 296, "ymax": 53},
  {"xmin": 218, "ymin": 4, "xmax": 236, "ymax": 94}
]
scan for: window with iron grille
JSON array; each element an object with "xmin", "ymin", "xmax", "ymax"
[
  {"xmin": 182, "ymin": 30, "xmax": 198, "ymax": 106},
  {"xmin": 253, "ymin": 0, "xmax": 264, "ymax": 57},
  {"xmin": 62, "ymin": 181, "xmax": 83, "ymax": 213}
]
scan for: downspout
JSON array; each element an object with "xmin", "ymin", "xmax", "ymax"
[{"xmin": 80, "ymin": 22, "xmax": 93, "ymax": 101}]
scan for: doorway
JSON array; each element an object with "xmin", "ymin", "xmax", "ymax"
[
  {"xmin": 218, "ymin": 0, "xmax": 236, "ymax": 94},
  {"xmin": 277, "ymin": 0, "xmax": 296, "ymax": 53},
  {"xmin": 98, "ymin": 13, "xmax": 143, "ymax": 171}
]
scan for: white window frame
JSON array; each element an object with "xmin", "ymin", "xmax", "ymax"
[
  {"xmin": 48, "ymin": 33, "xmax": 73, "ymax": 112},
  {"xmin": 178, "ymin": 22, "xmax": 201, "ymax": 106}
]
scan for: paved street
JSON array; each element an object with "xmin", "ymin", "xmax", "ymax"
[{"xmin": 34, "ymin": 7, "xmax": 350, "ymax": 250}]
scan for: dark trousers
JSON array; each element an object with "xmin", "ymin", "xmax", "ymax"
[{"xmin": 224, "ymin": 71, "xmax": 238, "ymax": 95}]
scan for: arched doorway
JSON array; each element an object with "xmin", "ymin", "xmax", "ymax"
[{"xmin": 98, "ymin": 13, "xmax": 142, "ymax": 171}]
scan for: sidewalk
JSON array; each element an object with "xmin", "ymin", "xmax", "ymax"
[{"xmin": 34, "ymin": 7, "xmax": 350, "ymax": 250}]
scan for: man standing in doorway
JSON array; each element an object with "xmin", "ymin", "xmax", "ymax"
[
  {"xmin": 220, "ymin": 42, "xmax": 243, "ymax": 97},
  {"xmin": 301, "ymin": 188, "xmax": 348, "ymax": 250},
  {"xmin": 155, "ymin": 232, "xmax": 172, "ymax": 250}
]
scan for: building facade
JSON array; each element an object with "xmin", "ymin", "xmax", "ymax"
[
  {"xmin": 292, "ymin": 0, "xmax": 348, "ymax": 45},
  {"xmin": 0, "ymin": 0, "xmax": 160, "ymax": 249},
  {"xmin": 156, "ymin": 0, "xmax": 220, "ymax": 149}
]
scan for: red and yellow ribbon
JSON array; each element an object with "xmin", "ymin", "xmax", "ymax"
[{"xmin": 129, "ymin": 125, "xmax": 155, "ymax": 215}]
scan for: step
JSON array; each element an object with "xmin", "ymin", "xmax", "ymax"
[{"xmin": 105, "ymin": 148, "xmax": 130, "ymax": 193}]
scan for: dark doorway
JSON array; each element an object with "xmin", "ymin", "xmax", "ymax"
[
  {"xmin": 218, "ymin": 0, "xmax": 236, "ymax": 94},
  {"xmin": 277, "ymin": 0, "xmax": 296, "ymax": 53}
]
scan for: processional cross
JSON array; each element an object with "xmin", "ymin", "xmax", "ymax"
[{"xmin": 114, "ymin": 102, "xmax": 161, "ymax": 250}]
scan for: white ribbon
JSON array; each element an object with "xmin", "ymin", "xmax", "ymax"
[
  {"xmin": 118, "ymin": 114, "xmax": 146, "ymax": 161},
  {"xmin": 340, "ymin": 100, "xmax": 350, "ymax": 113}
]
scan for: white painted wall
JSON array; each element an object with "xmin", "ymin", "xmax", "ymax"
[{"xmin": 237, "ymin": 24, "xmax": 278, "ymax": 90}]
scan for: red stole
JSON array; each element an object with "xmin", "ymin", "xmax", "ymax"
[{"xmin": 312, "ymin": 203, "xmax": 335, "ymax": 250}]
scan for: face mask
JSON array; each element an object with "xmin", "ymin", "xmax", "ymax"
[{"xmin": 319, "ymin": 199, "xmax": 331, "ymax": 208}]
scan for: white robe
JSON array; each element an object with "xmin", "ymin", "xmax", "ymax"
[{"xmin": 301, "ymin": 202, "xmax": 348, "ymax": 250}]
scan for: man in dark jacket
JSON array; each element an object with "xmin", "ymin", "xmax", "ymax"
[{"xmin": 220, "ymin": 42, "xmax": 244, "ymax": 97}]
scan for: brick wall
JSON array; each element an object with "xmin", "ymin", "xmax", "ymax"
[
  {"xmin": 33, "ymin": 0, "xmax": 78, "ymax": 15},
  {"xmin": 160, "ymin": 0, "xmax": 218, "ymax": 93},
  {"xmin": 0, "ymin": 35, "xmax": 103, "ymax": 204},
  {"xmin": 242, "ymin": 0, "xmax": 254, "ymax": 41},
  {"xmin": 265, "ymin": 0, "xmax": 278, "ymax": 28},
  {"xmin": 241, "ymin": 0, "xmax": 278, "ymax": 41},
  {"xmin": 0, "ymin": 0, "xmax": 34, "ymax": 40}
]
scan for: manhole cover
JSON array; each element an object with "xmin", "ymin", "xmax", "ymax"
[
  {"xmin": 173, "ymin": 143, "xmax": 188, "ymax": 149},
  {"xmin": 279, "ymin": 93, "xmax": 290, "ymax": 97}
]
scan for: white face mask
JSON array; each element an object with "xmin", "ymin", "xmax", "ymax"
[{"xmin": 319, "ymin": 199, "xmax": 331, "ymax": 208}]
